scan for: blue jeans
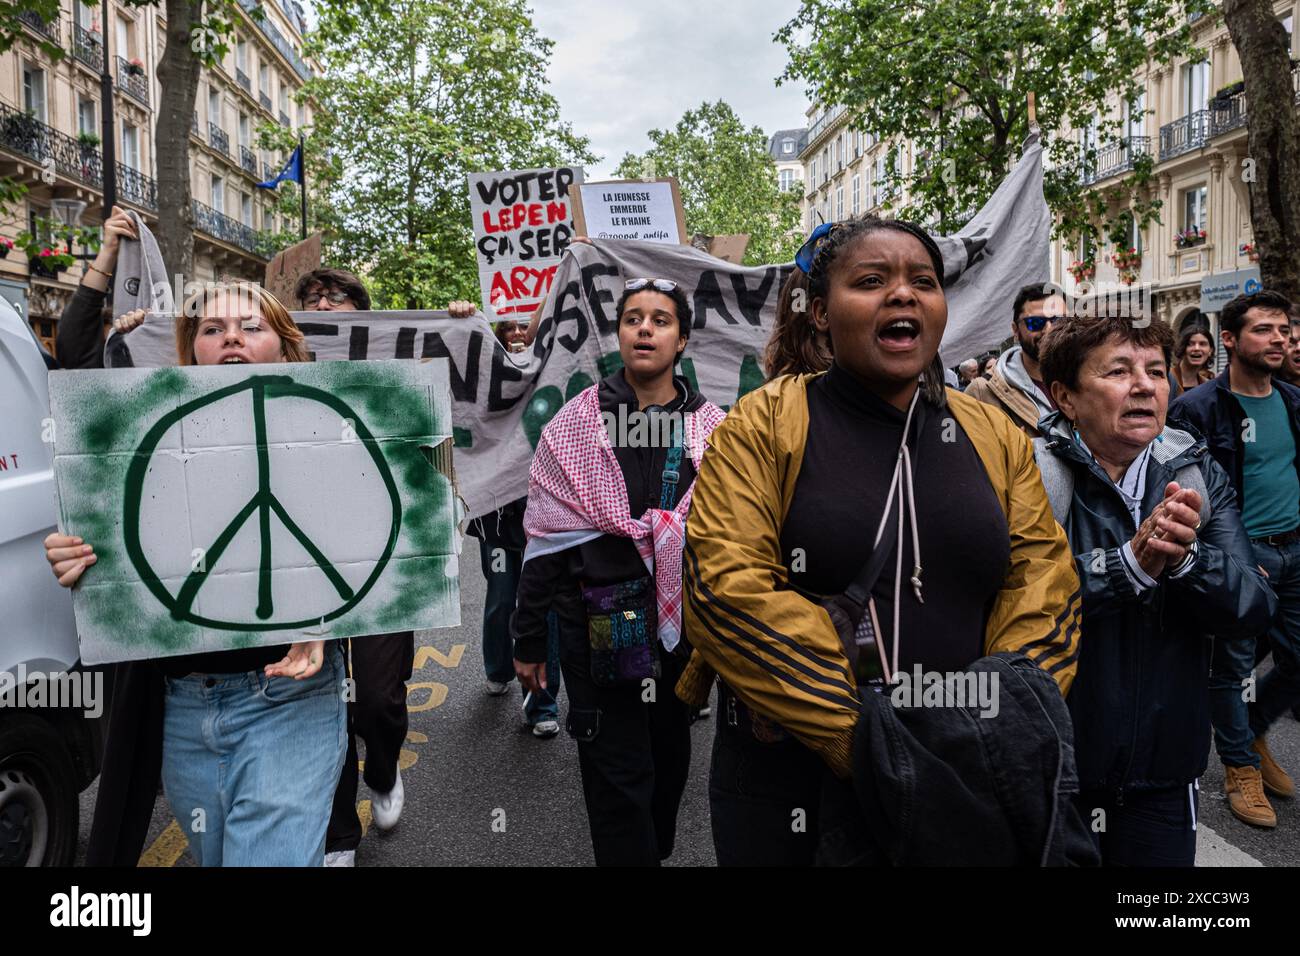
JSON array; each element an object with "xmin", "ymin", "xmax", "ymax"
[
  {"xmin": 478, "ymin": 536, "xmax": 562, "ymax": 723},
  {"xmin": 1210, "ymin": 538, "xmax": 1300, "ymax": 767},
  {"xmin": 161, "ymin": 644, "xmax": 348, "ymax": 866}
]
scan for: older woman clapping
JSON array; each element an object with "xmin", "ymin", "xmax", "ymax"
[{"xmin": 1035, "ymin": 315, "xmax": 1275, "ymax": 866}]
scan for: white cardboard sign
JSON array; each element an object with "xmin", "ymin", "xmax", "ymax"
[{"xmin": 49, "ymin": 359, "xmax": 461, "ymax": 664}]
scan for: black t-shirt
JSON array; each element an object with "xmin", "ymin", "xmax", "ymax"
[{"xmin": 779, "ymin": 364, "xmax": 1011, "ymax": 680}]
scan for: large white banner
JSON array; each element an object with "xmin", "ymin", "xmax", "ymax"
[{"xmin": 105, "ymin": 137, "xmax": 1048, "ymax": 521}]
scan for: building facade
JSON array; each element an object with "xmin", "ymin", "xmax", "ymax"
[
  {"xmin": 0, "ymin": 0, "xmax": 315, "ymax": 357},
  {"xmin": 1051, "ymin": 2, "xmax": 1298, "ymax": 338},
  {"xmin": 768, "ymin": 127, "xmax": 807, "ymax": 197},
  {"xmin": 799, "ymin": 102, "xmax": 917, "ymax": 236}
]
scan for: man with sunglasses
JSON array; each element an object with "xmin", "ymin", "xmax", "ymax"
[{"xmin": 966, "ymin": 282, "xmax": 1068, "ymax": 437}]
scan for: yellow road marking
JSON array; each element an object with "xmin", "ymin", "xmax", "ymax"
[
  {"xmin": 406, "ymin": 730, "xmax": 428, "ymax": 744},
  {"xmin": 138, "ymin": 820, "xmax": 187, "ymax": 868},
  {"xmin": 406, "ymin": 681, "xmax": 448, "ymax": 712},
  {"xmin": 357, "ymin": 799, "xmax": 372, "ymax": 838},
  {"xmin": 414, "ymin": 643, "xmax": 466, "ymax": 670}
]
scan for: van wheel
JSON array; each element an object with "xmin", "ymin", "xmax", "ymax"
[{"xmin": 0, "ymin": 715, "xmax": 79, "ymax": 866}]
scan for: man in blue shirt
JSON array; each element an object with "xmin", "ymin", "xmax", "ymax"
[{"xmin": 1170, "ymin": 290, "xmax": 1300, "ymax": 830}]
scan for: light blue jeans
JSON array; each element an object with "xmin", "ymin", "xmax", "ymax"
[{"xmin": 161, "ymin": 644, "xmax": 348, "ymax": 866}]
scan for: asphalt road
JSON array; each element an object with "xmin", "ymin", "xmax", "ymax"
[{"xmin": 76, "ymin": 550, "xmax": 1300, "ymax": 867}]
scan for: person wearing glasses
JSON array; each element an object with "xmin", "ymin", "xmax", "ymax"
[
  {"xmin": 294, "ymin": 268, "xmax": 478, "ymax": 316},
  {"xmin": 966, "ymin": 282, "xmax": 1069, "ymax": 437},
  {"xmin": 511, "ymin": 276, "xmax": 726, "ymax": 865}
]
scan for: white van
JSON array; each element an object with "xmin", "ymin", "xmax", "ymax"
[{"xmin": 0, "ymin": 297, "xmax": 103, "ymax": 865}]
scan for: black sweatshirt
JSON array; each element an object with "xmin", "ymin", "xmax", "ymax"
[
  {"xmin": 779, "ymin": 363, "xmax": 1011, "ymax": 680},
  {"xmin": 510, "ymin": 370, "xmax": 704, "ymax": 664}
]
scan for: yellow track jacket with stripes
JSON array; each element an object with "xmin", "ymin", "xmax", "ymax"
[{"xmin": 680, "ymin": 373, "xmax": 1082, "ymax": 779}]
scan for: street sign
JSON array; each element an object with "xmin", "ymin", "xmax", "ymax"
[{"xmin": 1200, "ymin": 266, "xmax": 1262, "ymax": 313}]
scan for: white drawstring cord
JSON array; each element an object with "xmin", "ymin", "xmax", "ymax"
[{"xmin": 867, "ymin": 388, "xmax": 924, "ymax": 682}]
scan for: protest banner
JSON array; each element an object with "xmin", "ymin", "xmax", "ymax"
[
  {"xmin": 48, "ymin": 360, "xmax": 460, "ymax": 664},
  {"xmin": 263, "ymin": 232, "xmax": 323, "ymax": 312},
  {"xmin": 108, "ymin": 135, "xmax": 1048, "ymax": 523},
  {"xmin": 469, "ymin": 166, "xmax": 585, "ymax": 318},
  {"xmin": 570, "ymin": 178, "xmax": 688, "ymax": 244}
]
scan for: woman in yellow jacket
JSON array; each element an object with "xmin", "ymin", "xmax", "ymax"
[{"xmin": 680, "ymin": 217, "xmax": 1082, "ymax": 865}]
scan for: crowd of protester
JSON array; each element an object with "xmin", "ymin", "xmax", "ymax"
[{"xmin": 38, "ymin": 209, "xmax": 1300, "ymax": 868}]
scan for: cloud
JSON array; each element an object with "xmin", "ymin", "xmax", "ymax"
[{"xmin": 529, "ymin": 0, "xmax": 811, "ymax": 178}]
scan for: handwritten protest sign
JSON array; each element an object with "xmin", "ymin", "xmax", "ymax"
[
  {"xmin": 571, "ymin": 178, "xmax": 687, "ymax": 244},
  {"xmin": 469, "ymin": 166, "xmax": 585, "ymax": 319},
  {"xmin": 49, "ymin": 360, "xmax": 460, "ymax": 664}
]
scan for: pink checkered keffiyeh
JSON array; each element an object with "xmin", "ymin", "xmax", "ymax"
[{"xmin": 523, "ymin": 385, "xmax": 726, "ymax": 651}]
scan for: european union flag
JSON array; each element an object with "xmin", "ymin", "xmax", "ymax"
[{"xmin": 255, "ymin": 145, "xmax": 302, "ymax": 190}]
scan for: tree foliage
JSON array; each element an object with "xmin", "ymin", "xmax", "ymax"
[
  {"xmin": 778, "ymin": 0, "xmax": 1217, "ymax": 251},
  {"xmin": 302, "ymin": 0, "xmax": 595, "ymax": 309},
  {"xmin": 615, "ymin": 101, "xmax": 803, "ymax": 266}
]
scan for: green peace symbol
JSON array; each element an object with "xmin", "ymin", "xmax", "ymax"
[{"xmin": 123, "ymin": 374, "xmax": 402, "ymax": 631}]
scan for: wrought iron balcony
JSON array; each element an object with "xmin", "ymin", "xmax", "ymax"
[
  {"xmin": 209, "ymin": 123, "xmax": 230, "ymax": 154},
  {"xmin": 279, "ymin": 110, "xmax": 291, "ymax": 127},
  {"xmin": 116, "ymin": 162, "xmax": 157, "ymax": 211},
  {"xmin": 192, "ymin": 198, "xmax": 263, "ymax": 257},
  {"xmin": 238, "ymin": 0, "xmax": 314, "ymax": 81},
  {"xmin": 73, "ymin": 25, "xmax": 103, "ymax": 69},
  {"xmin": 259, "ymin": 91, "xmax": 273, "ymax": 112},
  {"xmin": 264, "ymin": 159, "xmax": 279, "ymax": 180},
  {"xmin": 239, "ymin": 145, "xmax": 259, "ymax": 175},
  {"xmin": 1158, "ymin": 109, "xmax": 1211, "ymax": 161},
  {"xmin": 803, "ymin": 104, "xmax": 846, "ymax": 155},
  {"xmin": 236, "ymin": 68, "xmax": 251, "ymax": 94},
  {"xmin": 116, "ymin": 56, "xmax": 149, "ymax": 107},
  {"xmin": 0, "ymin": 102, "xmax": 102, "ymax": 189},
  {"xmin": 1080, "ymin": 136, "xmax": 1151, "ymax": 185},
  {"xmin": 1209, "ymin": 67, "xmax": 1300, "ymax": 140},
  {"xmin": 19, "ymin": 10, "xmax": 59, "ymax": 42}
]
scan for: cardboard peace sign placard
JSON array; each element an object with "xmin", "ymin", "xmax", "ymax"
[{"xmin": 48, "ymin": 360, "xmax": 461, "ymax": 664}]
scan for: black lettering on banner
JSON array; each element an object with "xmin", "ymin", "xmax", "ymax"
[
  {"xmin": 730, "ymin": 269, "xmax": 779, "ymax": 326},
  {"xmin": 348, "ymin": 324, "xmax": 370, "ymax": 360},
  {"xmin": 547, "ymin": 279, "xmax": 584, "ymax": 353},
  {"xmin": 692, "ymin": 270, "xmax": 737, "ymax": 326},
  {"xmin": 395, "ymin": 327, "xmax": 417, "ymax": 359},
  {"xmin": 298, "ymin": 322, "xmax": 338, "ymax": 363},
  {"xmin": 582, "ymin": 263, "xmax": 620, "ymax": 335},
  {"xmin": 488, "ymin": 339, "xmax": 529, "ymax": 411},
  {"xmin": 420, "ymin": 330, "xmax": 483, "ymax": 402},
  {"xmin": 554, "ymin": 296, "xmax": 590, "ymax": 353}
]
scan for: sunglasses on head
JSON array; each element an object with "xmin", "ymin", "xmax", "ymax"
[
  {"xmin": 795, "ymin": 221, "xmax": 842, "ymax": 275},
  {"xmin": 625, "ymin": 278, "xmax": 678, "ymax": 293},
  {"xmin": 1021, "ymin": 314, "xmax": 1062, "ymax": 333}
]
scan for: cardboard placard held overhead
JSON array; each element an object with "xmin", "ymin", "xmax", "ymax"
[
  {"xmin": 569, "ymin": 178, "xmax": 688, "ymax": 245},
  {"xmin": 468, "ymin": 166, "xmax": 585, "ymax": 319},
  {"xmin": 48, "ymin": 359, "xmax": 461, "ymax": 664},
  {"xmin": 694, "ymin": 233, "xmax": 749, "ymax": 264},
  {"xmin": 264, "ymin": 232, "xmax": 323, "ymax": 311}
]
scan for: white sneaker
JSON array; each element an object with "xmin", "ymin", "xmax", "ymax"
[
  {"xmin": 485, "ymin": 680, "xmax": 510, "ymax": 696},
  {"xmin": 532, "ymin": 719, "xmax": 560, "ymax": 739},
  {"xmin": 372, "ymin": 770, "xmax": 405, "ymax": 831},
  {"xmin": 324, "ymin": 850, "xmax": 355, "ymax": 867}
]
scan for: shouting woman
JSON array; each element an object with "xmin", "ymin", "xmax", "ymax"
[{"xmin": 681, "ymin": 217, "xmax": 1084, "ymax": 865}]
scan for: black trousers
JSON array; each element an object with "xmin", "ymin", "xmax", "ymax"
[
  {"xmin": 326, "ymin": 631, "xmax": 415, "ymax": 853},
  {"xmin": 559, "ymin": 625, "xmax": 691, "ymax": 866},
  {"xmin": 1076, "ymin": 785, "xmax": 1199, "ymax": 867},
  {"xmin": 709, "ymin": 687, "xmax": 826, "ymax": 866}
]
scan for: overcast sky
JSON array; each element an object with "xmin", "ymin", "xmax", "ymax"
[{"xmin": 528, "ymin": 0, "xmax": 812, "ymax": 178}]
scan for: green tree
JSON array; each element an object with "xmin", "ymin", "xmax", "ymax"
[
  {"xmin": 615, "ymin": 101, "xmax": 803, "ymax": 266},
  {"xmin": 777, "ymin": 0, "xmax": 1216, "ymax": 252},
  {"xmin": 301, "ymin": 0, "xmax": 595, "ymax": 310}
]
